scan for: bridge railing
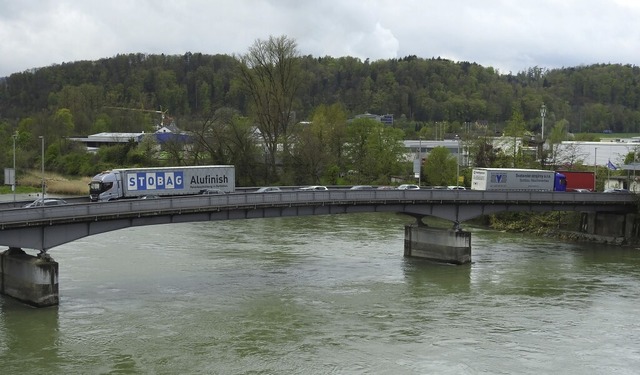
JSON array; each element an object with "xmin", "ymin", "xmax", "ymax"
[{"xmin": 0, "ymin": 190, "xmax": 635, "ymax": 227}]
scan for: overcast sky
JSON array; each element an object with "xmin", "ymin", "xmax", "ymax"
[{"xmin": 1, "ymin": 0, "xmax": 639, "ymax": 78}]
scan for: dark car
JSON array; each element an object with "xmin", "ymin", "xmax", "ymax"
[
  {"xmin": 199, "ymin": 188, "xmax": 224, "ymax": 195},
  {"xmin": 23, "ymin": 198, "xmax": 68, "ymax": 208},
  {"xmin": 603, "ymin": 188, "xmax": 630, "ymax": 193}
]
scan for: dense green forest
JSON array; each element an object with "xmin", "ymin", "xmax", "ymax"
[{"xmin": 1, "ymin": 35, "xmax": 639, "ymax": 186}]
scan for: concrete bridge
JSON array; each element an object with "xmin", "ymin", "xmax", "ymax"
[{"xmin": 1, "ymin": 189, "xmax": 637, "ymax": 306}]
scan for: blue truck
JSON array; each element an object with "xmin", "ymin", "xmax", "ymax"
[{"xmin": 471, "ymin": 168, "xmax": 566, "ymax": 191}]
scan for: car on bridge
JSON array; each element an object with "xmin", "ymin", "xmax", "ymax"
[
  {"xmin": 604, "ymin": 188, "xmax": 631, "ymax": 193},
  {"xmin": 350, "ymin": 185, "xmax": 375, "ymax": 190},
  {"xmin": 255, "ymin": 187, "xmax": 282, "ymax": 193},
  {"xmin": 139, "ymin": 194, "xmax": 160, "ymax": 199},
  {"xmin": 573, "ymin": 188, "xmax": 592, "ymax": 193},
  {"xmin": 23, "ymin": 198, "xmax": 68, "ymax": 208},
  {"xmin": 199, "ymin": 188, "xmax": 225, "ymax": 195},
  {"xmin": 299, "ymin": 185, "xmax": 329, "ymax": 191},
  {"xmin": 397, "ymin": 184, "xmax": 420, "ymax": 190}
]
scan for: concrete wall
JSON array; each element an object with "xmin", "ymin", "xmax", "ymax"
[
  {"xmin": 404, "ymin": 225, "xmax": 471, "ymax": 264},
  {"xmin": 580, "ymin": 212, "xmax": 637, "ymax": 238},
  {"xmin": 0, "ymin": 248, "xmax": 59, "ymax": 307},
  {"xmin": 574, "ymin": 212, "xmax": 640, "ymax": 245}
]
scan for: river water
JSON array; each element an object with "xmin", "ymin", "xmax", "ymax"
[{"xmin": 1, "ymin": 213, "xmax": 639, "ymax": 374}]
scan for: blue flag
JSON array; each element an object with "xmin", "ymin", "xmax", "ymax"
[{"xmin": 607, "ymin": 160, "xmax": 617, "ymax": 170}]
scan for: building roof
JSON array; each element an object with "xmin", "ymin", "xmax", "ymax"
[
  {"xmin": 68, "ymin": 132, "xmax": 145, "ymax": 143},
  {"xmin": 621, "ymin": 162, "xmax": 640, "ymax": 171}
]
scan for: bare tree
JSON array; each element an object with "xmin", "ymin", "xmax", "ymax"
[
  {"xmin": 188, "ymin": 107, "xmax": 263, "ymax": 185},
  {"xmin": 237, "ymin": 35, "xmax": 302, "ymax": 182},
  {"xmin": 554, "ymin": 142, "xmax": 589, "ymax": 169}
]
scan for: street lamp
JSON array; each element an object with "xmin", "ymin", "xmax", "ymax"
[
  {"xmin": 12, "ymin": 132, "xmax": 17, "ymax": 202},
  {"xmin": 418, "ymin": 137, "xmax": 422, "ymax": 187},
  {"xmin": 39, "ymin": 136, "xmax": 45, "ymax": 200},
  {"xmin": 540, "ymin": 103, "xmax": 547, "ymax": 140},
  {"xmin": 455, "ymin": 134, "xmax": 460, "ymax": 188}
]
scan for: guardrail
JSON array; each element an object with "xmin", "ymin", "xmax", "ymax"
[{"xmin": 0, "ymin": 190, "xmax": 635, "ymax": 228}]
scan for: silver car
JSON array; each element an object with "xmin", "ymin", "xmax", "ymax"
[
  {"xmin": 255, "ymin": 187, "xmax": 282, "ymax": 193},
  {"xmin": 397, "ymin": 184, "xmax": 420, "ymax": 190},
  {"xmin": 23, "ymin": 198, "xmax": 68, "ymax": 208},
  {"xmin": 299, "ymin": 185, "xmax": 328, "ymax": 191},
  {"xmin": 350, "ymin": 185, "xmax": 375, "ymax": 190}
]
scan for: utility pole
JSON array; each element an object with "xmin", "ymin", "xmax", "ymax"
[
  {"xmin": 418, "ymin": 137, "xmax": 422, "ymax": 187},
  {"xmin": 455, "ymin": 134, "xmax": 460, "ymax": 188},
  {"xmin": 40, "ymin": 136, "xmax": 45, "ymax": 199},
  {"xmin": 540, "ymin": 103, "xmax": 546, "ymax": 140},
  {"xmin": 12, "ymin": 132, "xmax": 17, "ymax": 202}
]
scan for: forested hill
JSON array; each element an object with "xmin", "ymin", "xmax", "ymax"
[{"xmin": 1, "ymin": 52, "xmax": 640, "ymax": 135}]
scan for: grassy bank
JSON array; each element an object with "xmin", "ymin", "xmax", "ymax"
[{"xmin": 0, "ymin": 170, "xmax": 90, "ymax": 196}]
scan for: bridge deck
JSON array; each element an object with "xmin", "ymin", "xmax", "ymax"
[{"xmin": 0, "ymin": 190, "xmax": 636, "ymax": 251}]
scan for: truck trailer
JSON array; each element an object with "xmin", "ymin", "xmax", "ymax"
[
  {"xmin": 555, "ymin": 170, "xmax": 595, "ymax": 192},
  {"xmin": 89, "ymin": 165, "xmax": 235, "ymax": 202},
  {"xmin": 471, "ymin": 168, "xmax": 567, "ymax": 191}
]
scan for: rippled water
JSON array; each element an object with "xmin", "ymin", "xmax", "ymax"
[{"xmin": 1, "ymin": 213, "xmax": 640, "ymax": 374}]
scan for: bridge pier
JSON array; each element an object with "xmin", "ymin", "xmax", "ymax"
[
  {"xmin": 0, "ymin": 247, "xmax": 59, "ymax": 307},
  {"xmin": 404, "ymin": 224, "xmax": 471, "ymax": 264}
]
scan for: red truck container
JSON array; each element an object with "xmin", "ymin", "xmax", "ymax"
[{"xmin": 556, "ymin": 170, "xmax": 595, "ymax": 192}]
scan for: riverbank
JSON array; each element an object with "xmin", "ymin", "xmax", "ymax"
[
  {"xmin": 472, "ymin": 211, "xmax": 640, "ymax": 248},
  {"xmin": 548, "ymin": 229, "xmax": 640, "ymax": 247},
  {"xmin": 1, "ymin": 170, "xmax": 90, "ymax": 197}
]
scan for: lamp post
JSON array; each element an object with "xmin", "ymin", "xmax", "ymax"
[
  {"xmin": 418, "ymin": 137, "xmax": 422, "ymax": 187},
  {"xmin": 455, "ymin": 134, "xmax": 460, "ymax": 188},
  {"xmin": 39, "ymin": 136, "xmax": 45, "ymax": 199},
  {"xmin": 540, "ymin": 103, "xmax": 547, "ymax": 140},
  {"xmin": 12, "ymin": 132, "xmax": 17, "ymax": 202}
]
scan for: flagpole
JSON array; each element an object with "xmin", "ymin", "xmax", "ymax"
[{"xmin": 609, "ymin": 147, "xmax": 616, "ymax": 189}]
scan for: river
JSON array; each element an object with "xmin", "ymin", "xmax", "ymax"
[{"xmin": 1, "ymin": 213, "xmax": 639, "ymax": 374}]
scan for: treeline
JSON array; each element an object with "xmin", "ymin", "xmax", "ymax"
[
  {"xmin": 1, "ymin": 38, "xmax": 640, "ymax": 187},
  {"xmin": 3, "ymin": 52, "xmax": 640, "ymax": 134}
]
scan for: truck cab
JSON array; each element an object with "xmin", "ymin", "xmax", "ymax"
[
  {"xmin": 554, "ymin": 172, "xmax": 567, "ymax": 191},
  {"xmin": 89, "ymin": 171, "xmax": 122, "ymax": 201}
]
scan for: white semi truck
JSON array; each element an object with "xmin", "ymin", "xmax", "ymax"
[
  {"xmin": 89, "ymin": 165, "xmax": 235, "ymax": 202},
  {"xmin": 471, "ymin": 168, "xmax": 567, "ymax": 191}
]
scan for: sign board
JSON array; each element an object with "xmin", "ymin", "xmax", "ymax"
[
  {"xmin": 413, "ymin": 159, "xmax": 421, "ymax": 174},
  {"xmin": 4, "ymin": 168, "xmax": 15, "ymax": 185}
]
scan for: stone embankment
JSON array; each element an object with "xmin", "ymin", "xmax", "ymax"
[{"xmin": 548, "ymin": 230, "xmax": 634, "ymax": 247}]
